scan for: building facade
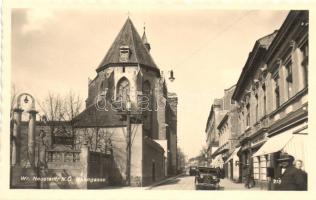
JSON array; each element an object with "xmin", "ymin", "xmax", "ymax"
[
  {"xmin": 205, "ymin": 98, "xmax": 225, "ymax": 166},
  {"xmin": 232, "ymin": 10, "xmax": 308, "ymax": 190},
  {"xmin": 209, "ymin": 85, "xmax": 236, "ymax": 170}
]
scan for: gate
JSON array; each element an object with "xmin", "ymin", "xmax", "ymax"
[{"xmin": 87, "ymin": 152, "xmax": 112, "ymax": 189}]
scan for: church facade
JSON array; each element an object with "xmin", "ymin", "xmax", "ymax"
[{"xmin": 73, "ymin": 17, "xmax": 178, "ymax": 186}]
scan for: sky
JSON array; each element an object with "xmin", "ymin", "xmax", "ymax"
[{"xmin": 11, "ymin": 8, "xmax": 289, "ymax": 158}]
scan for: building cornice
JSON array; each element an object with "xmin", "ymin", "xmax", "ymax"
[
  {"xmin": 268, "ymin": 104, "xmax": 308, "ymax": 137},
  {"xmin": 264, "ymin": 11, "xmax": 307, "ymax": 66},
  {"xmin": 268, "ymin": 87, "xmax": 308, "ymax": 118}
]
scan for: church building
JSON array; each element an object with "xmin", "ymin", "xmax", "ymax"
[{"xmin": 10, "ymin": 17, "xmax": 178, "ymax": 188}]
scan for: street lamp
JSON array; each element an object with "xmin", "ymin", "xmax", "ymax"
[
  {"xmin": 169, "ymin": 70, "xmax": 175, "ymax": 82},
  {"xmin": 24, "ymin": 96, "xmax": 29, "ymax": 104}
]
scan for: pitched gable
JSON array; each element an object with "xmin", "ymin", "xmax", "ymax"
[{"xmin": 97, "ymin": 18, "xmax": 158, "ymax": 72}]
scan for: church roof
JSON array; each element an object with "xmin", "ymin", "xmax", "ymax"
[
  {"xmin": 73, "ymin": 104, "xmax": 125, "ymax": 127},
  {"xmin": 97, "ymin": 18, "xmax": 158, "ymax": 72}
]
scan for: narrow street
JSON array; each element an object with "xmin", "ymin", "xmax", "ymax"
[{"xmin": 149, "ymin": 175, "xmax": 261, "ymax": 190}]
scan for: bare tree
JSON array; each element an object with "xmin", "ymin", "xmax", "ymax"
[
  {"xmin": 177, "ymin": 147, "xmax": 187, "ymax": 173},
  {"xmin": 36, "ymin": 91, "xmax": 83, "ymax": 148},
  {"xmin": 63, "ymin": 90, "xmax": 83, "ymax": 121},
  {"xmin": 10, "ymin": 84, "xmax": 19, "ymax": 118}
]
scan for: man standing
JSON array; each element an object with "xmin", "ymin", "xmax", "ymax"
[
  {"xmin": 276, "ymin": 153, "xmax": 307, "ymax": 191},
  {"xmin": 294, "ymin": 159, "xmax": 308, "ymax": 190}
]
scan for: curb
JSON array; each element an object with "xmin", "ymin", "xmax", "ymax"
[{"xmin": 144, "ymin": 173, "xmax": 186, "ymax": 190}]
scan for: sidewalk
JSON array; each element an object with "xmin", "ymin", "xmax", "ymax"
[
  {"xmin": 98, "ymin": 173, "xmax": 185, "ymax": 190},
  {"xmin": 220, "ymin": 178, "xmax": 261, "ymax": 190},
  {"xmin": 144, "ymin": 173, "xmax": 185, "ymax": 190}
]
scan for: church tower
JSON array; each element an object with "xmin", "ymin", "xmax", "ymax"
[{"xmin": 85, "ymin": 18, "xmax": 163, "ymax": 139}]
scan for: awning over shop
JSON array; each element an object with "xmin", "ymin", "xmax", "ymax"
[
  {"xmin": 211, "ymin": 154, "xmax": 224, "ymax": 168},
  {"xmin": 283, "ymin": 127, "xmax": 308, "ymax": 170},
  {"xmin": 252, "ymin": 123, "xmax": 308, "ymax": 158},
  {"xmin": 224, "ymin": 147, "xmax": 241, "ymax": 164}
]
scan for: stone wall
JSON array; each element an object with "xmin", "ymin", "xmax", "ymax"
[
  {"xmin": 74, "ymin": 124, "xmax": 143, "ymax": 186},
  {"xmin": 142, "ymin": 137, "xmax": 165, "ymax": 186}
]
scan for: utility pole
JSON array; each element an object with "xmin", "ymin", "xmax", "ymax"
[
  {"xmin": 126, "ymin": 110, "xmax": 131, "ymax": 186},
  {"xmin": 116, "ymin": 100, "xmax": 141, "ymax": 186}
]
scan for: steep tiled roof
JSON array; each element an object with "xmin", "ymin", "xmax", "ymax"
[
  {"xmin": 97, "ymin": 18, "xmax": 158, "ymax": 72},
  {"xmin": 73, "ymin": 104, "xmax": 125, "ymax": 128}
]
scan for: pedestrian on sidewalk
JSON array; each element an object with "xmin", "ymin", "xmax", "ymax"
[
  {"xmin": 293, "ymin": 159, "xmax": 308, "ymax": 190},
  {"xmin": 275, "ymin": 153, "xmax": 307, "ymax": 191}
]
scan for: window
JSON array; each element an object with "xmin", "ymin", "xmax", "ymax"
[
  {"xmin": 116, "ymin": 77, "xmax": 130, "ymax": 104},
  {"xmin": 273, "ymin": 72, "xmax": 280, "ymax": 108},
  {"xmin": 255, "ymin": 94, "xmax": 259, "ymax": 122},
  {"xmin": 285, "ymin": 59, "xmax": 293, "ymax": 99},
  {"xmin": 119, "ymin": 46, "xmax": 130, "ymax": 62},
  {"xmin": 246, "ymin": 103, "xmax": 250, "ymax": 126},
  {"xmin": 301, "ymin": 41, "xmax": 308, "ymax": 87},
  {"xmin": 241, "ymin": 111, "xmax": 245, "ymax": 131},
  {"xmin": 142, "ymin": 81, "xmax": 152, "ymax": 137},
  {"xmin": 260, "ymin": 156, "xmax": 267, "ymax": 181},
  {"xmin": 262, "ymin": 84, "xmax": 267, "ymax": 116},
  {"xmin": 253, "ymin": 157, "xmax": 259, "ymax": 180}
]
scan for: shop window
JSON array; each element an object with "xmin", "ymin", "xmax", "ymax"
[
  {"xmin": 260, "ymin": 156, "xmax": 267, "ymax": 181},
  {"xmin": 253, "ymin": 157, "xmax": 259, "ymax": 180}
]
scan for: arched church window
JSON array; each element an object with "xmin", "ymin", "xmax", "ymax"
[
  {"xmin": 116, "ymin": 77, "xmax": 130, "ymax": 103},
  {"xmin": 142, "ymin": 81, "xmax": 151, "ymax": 95},
  {"xmin": 142, "ymin": 81, "xmax": 153, "ymax": 137}
]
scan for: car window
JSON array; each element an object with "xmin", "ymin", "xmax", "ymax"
[{"xmin": 198, "ymin": 168, "xmax": 217, "ymax": 174}]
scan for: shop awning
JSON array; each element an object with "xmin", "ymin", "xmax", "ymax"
[
  {"xmin": 283, "ymin": 127, "xmax": 308, "ymax": 162},
  {"xmin": 224, "ymin": 147, "xmax": 241, "ymax": 164},
  {"xmin": 252, "ymin": 123, "xmax": 307, "ymax": 158},
  {"xmin": 211, "ymin": 154, "xmax": 224, "ymax": 168}
]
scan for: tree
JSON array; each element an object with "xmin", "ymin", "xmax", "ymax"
[
  {"xmin": 196, "ymin": 146, "xmax": 208, "ymax": 166},
  {"xmin": 177, "ymin": 147, "xmax": 186, "ymax": 173},
  {"xmin": 36, "ymin": 91, "xmax": 83, "ymax": 148}
]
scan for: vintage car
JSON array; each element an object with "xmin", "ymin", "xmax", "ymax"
[
  {"xmin": 195, "ymin": 167, "xmax": 220, "ymax": 190},
  {"xmin": 189, "ymin": 166, "xmax": 197, "ymax": 176}
]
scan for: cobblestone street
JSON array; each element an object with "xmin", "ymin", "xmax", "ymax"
[{"xmin": 148, "ymin": 175, "xmax": 261, "ymax": 190}]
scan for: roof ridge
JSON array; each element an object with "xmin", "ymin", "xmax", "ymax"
[
  {"xmin": 129, "ymin": 19, "xmax": 139, "ymax": 64},
  {"xmin": 96, "ymin": 18, "xmax": 159, "ymax": 72}
]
